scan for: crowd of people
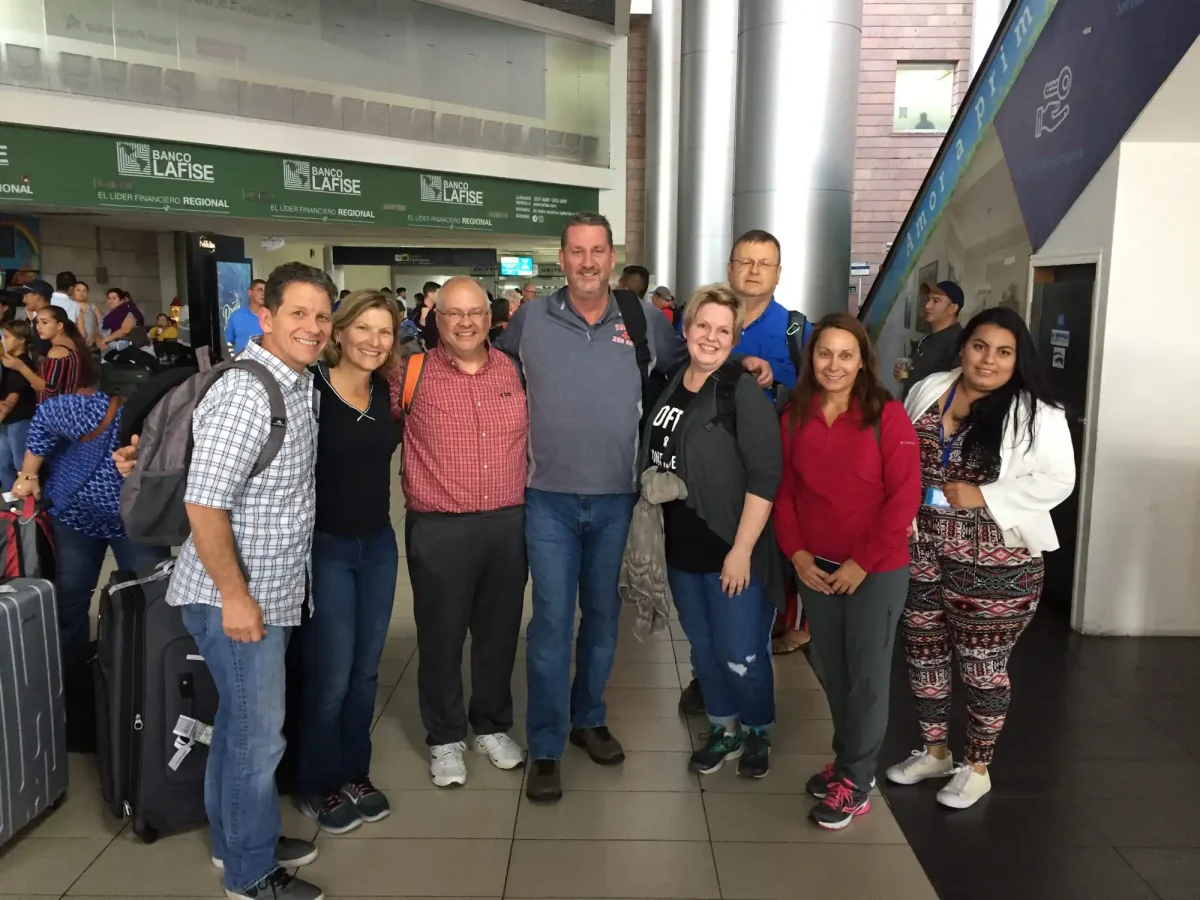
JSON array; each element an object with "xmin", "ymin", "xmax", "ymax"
[{"xmin": 6, "ymin": 211, "xmax": 1075, "ymax": 900}]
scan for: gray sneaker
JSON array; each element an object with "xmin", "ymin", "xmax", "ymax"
[
  {"xmin": 340, "ymin": 776, "xmax": 390, "ymax": 823},
  {"xmin": 225, "ymin": 866, "xmax": 323, "ymax": 900},
  {"xmin": 212, "ymin": 837, "xmax": 318, "ymax": 870},
  {"xmin": 301, "ymin": 790, "xmax": 362, "ymax": 835}
]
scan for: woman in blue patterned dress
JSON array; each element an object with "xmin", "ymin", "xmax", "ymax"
[{"xmin": 11, "ymin": 388, "xmax": 170, "ymax": 747}]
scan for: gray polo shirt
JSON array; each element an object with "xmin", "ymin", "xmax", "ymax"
[
  {"xmin": 904, "ymin": 322, "xmax": 963, "ymax": 399},
  {"xmin": 494, "ymin": 286, "xmax": 687, "ymax": 495}
]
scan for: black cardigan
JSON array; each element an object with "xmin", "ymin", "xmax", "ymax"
[{"xmin": 636, "ymin": 365, "xmax": 786, "ymax": 610}]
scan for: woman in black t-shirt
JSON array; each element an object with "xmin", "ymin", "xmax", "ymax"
[
  {"xmin": 296, "ymin": 290, "xmax": 402, "ymax": 836},
  {"xmin": 0, "ymin": 320, "xmax": 40, "ymax": 488},
  {"xmin": 636, "ymin": 284, "xmax": 784, "ymax": 780}
]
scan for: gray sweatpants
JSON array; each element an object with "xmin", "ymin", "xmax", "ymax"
[{"xmin": 800, "ymin": 566, "xmax": 909, "ymax": 790}]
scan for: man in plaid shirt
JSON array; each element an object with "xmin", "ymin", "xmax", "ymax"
[
  {"xmin": 167, "ymin": 263, "xmax": 333, "ymax": 900},
  {"xmin": 394, "ymin": 276, "xmax": 529, "ymax": 788}
]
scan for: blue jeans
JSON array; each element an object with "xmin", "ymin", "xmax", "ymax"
[
  {"xmin": 297, "ymin": 525, "xmax": 398, "ymax": 797},
  {"xmin": 0, "ymin": 418, "xmax": 30, "ymax": 489},
  {"xmin": 182, "ymin": 603, "xmax": 290, "ymax": 893},
  {"xmin": 668, "ymin": 568, "xmax": 776, "ymax": 730},
  {"xmin": 524, "ymin": 489, "xmax": 636, "ymax": 760},
  {"xmin": 50, "ymin": 516, "xmax": 168, "ymax": 666}
]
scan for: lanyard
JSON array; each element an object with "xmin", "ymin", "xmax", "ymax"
[{"xmin": 937, "ymin": 381, "xmax": 963, "ymax": 469}]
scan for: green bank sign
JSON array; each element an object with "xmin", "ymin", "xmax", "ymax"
[{"xmin": 0, "ymin": 125, "xmax": 598, "ymax": 236}]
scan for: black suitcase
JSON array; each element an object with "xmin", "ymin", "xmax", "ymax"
[
  {"xmin": 100, "ymin": 360, "xmax": 156, "ymax": 398},
  {"xmin": 94, "ymin": 561, "xmax": 218, "ymax": 843}
]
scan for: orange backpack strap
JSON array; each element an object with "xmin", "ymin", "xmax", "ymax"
[{"xmin": 402, "ymin": 352, "xmax": 425, "ymax": 414}]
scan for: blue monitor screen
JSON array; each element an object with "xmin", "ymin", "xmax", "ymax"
[{"xmin": 500, "ymin": 256, "xmax": 534, "ymax": 277}]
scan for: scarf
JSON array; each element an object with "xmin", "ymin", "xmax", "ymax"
[{"xmin": 618, "ymin": 467, "xmax": 688, "ymax": 642}]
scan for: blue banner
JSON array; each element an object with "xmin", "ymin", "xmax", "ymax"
[
  {"xmin": 995, "ymin": 0, "xmax": 1200, "ymax": 250},
  {"xmin": 863, "ymin": 0, "xmax": 1058, "ymax": 336}
]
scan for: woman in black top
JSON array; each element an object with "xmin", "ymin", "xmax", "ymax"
[
  {"xmin": 634, "ymin": 284, "xmax": 784, "ymax": 780},
  {"xmin": 297, "ymin": 289, "xmax": 402, "ymax": 835},
  {"xmin": 0, "ymin": 320, "xmax": 39, "ymax": 488},
  {"xmin": 0, "ymin": 321, "xmax": 37, "ymax": 489}
]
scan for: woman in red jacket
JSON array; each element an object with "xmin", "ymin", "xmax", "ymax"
[{"xmin": 775, "ymin": 313, "xmax": 921, "ymax": 831}]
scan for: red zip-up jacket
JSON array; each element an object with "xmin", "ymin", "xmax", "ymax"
[{"xmin": 775, "ymin": 397, "xmax": 921, "ymax": 573}]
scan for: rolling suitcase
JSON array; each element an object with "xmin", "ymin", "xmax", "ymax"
[
  {"xmin": 0, "ymin": 578, "xmax": 68, "ymax": 849},
  {"xmin": 94, "ymin": 561, "xmax": 218, "ymax": 843}
]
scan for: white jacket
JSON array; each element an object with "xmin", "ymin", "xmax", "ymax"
[{"xmin": 904, "ymin": 369, "xmax": 1076, "ymax": 556}]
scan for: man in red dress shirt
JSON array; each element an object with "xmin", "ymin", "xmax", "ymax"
[{"xmin": 398, "ymin": 276, "xmax": 530, "ymax": 788}]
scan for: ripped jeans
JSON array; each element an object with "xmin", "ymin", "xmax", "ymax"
[{"xmin": 668, "ymin": 568, "xmax": 775, "ymax": 730}]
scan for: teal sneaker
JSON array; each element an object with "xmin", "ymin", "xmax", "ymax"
[{"xmin": 689, "ymin": 726, "xmax": 743, "ymax": 775}]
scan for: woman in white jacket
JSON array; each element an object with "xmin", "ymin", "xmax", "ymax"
[{"xmin": 885, "ymin": 306, "xmax": 1075, "ymax": 809}]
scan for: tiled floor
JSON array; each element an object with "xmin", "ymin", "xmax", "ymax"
[{"xmin": 0, "ymin": 498, "xmax": 938, "ymax": 900}]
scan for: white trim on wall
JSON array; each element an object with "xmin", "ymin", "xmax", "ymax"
[
  {"xmin": 419, "ymin": 0, "xmax": 617, "ymax": 45},
  {"xmin": 0, "ymin": 86, "xmax": 618, "ymax": 193}
]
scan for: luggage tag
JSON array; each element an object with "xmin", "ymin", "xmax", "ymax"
[
  {"xmin": 924, "ymin": 486, "xmax": 953, "ymax": 509},
  {"xmin": 168, "ymin": 736, "xmax": 193, "ymax": 771},
  {"xmin": 173, "ymin": 714, "xmax": 214, "ymax": 746}
]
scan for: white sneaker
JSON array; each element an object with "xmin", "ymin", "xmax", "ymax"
[
  {"xmin": 430, "ymin": 742, "xmax": 468, "ymax": 787},
  {"xmin": 474, "ymin": 733, "xmax": 526, "ymax": 770},
  {"xmin": 937, "ymin": 765, "xmax": 992, "ymax": 809},
  {"xmin": 886, "ymin": 748, "xmax": 956, "ymax": 785}
]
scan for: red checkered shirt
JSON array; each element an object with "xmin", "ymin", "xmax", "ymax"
[{"xmin": 390, "ymin": 345, "xmax": 527, "ymax": 514}]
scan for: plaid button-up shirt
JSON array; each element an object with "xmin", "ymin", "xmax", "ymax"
[
  {"xmin": 394, "ymin": 345, "xmax": 527, "ymax": 514},
  {"xmin": 166, "ymin": 339, "xmax": 319, "ymax": 627}
]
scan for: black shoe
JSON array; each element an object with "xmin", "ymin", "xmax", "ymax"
[
  {"xmin": 678, "ymin": 678, "xmax": 706, "ymax": 716},
  {"xmin": 225, "ymin": 866, "xmax": 323, "ymax": 900},
  {"xmin": 212, "ymin": 837, "xmax": 318, "ymax": 870},
  {"xmin": 808, "ymin": 778, "xmax": 871, "ymax": 831},
  {"xmin": 526, "ymin": 758, "xmax": 563, "ymax": 803},
  {"xmin": 688, "ymin": 726, "xmax": 743, "ymax": 775},
  {"xmin": 737, "ymin": 728, "xmax": 771, "ymax": 779},
  {"xmin": 805, "ymin": 762, "xmax": 837, "ymax": 799},
  {"xmin": 568, "ymin": 726, "xmax": 625, "ymax": 765}
]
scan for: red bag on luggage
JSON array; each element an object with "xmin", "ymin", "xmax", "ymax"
[{"xmin": 0, "ymin": 496, "xmax": 56, "ymax": 581}]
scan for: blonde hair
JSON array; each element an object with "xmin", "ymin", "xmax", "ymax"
[
  {"xmin": 681, "ymin": 283, "xmax": 745, "ymax": 332},
  {"xmin": 322, "ymin": 289, "xmax": 403, "ymax": 369}
]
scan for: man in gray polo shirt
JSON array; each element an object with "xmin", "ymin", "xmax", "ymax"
[{"xmin": 495, "ymin": 212, "xmax": 772, "ymax": 803}]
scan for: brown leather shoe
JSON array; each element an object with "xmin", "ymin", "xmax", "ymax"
[
  {"xmin": 526, "ymin": 759, "xmax": 563, "ymax": 803},
  {"xmin": 569, "ymin": 726, "xmax": 626, "ymax": 766}
]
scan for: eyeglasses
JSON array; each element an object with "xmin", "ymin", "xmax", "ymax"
[
  {"xmin": 730, "ymin": 258, "xmax": 780, "ymax": 272},
  {"xmin": 438, "ymin": 309, "xmax": 489, "ymax": 321}
]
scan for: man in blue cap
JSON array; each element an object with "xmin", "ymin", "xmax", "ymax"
[{"xmin": 896, "ymin": 280, "xmax": 964, "ymax": 398}]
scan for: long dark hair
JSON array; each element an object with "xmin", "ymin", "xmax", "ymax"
[
  {"xmin": 956, "ymin": 306, "xmax": 1061, "ymax": 468},
  {"xmin": 41, "ymin": 305, "xmax": 100, "ymax": 388},
  {"xmin": 788, "ymin": 313, "xmax": 891, "ymax": 432}
]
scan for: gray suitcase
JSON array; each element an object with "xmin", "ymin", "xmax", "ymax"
[{"xmin": 0, "ymin": 578, "xmax": 68, "ymax": 848}]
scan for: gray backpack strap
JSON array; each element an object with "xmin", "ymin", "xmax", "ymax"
[{"xmin": 209, "ymin": 359, "xmax": 289, "ymax": 478}]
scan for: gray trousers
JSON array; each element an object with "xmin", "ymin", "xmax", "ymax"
[{"xmin": 801, "ymin": 566, "xmax": 909, "ymax": 790}]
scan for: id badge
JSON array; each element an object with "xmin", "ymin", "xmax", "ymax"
[{"xmin": 924, "ymin": 486, "xmax": 952, "ymax": 509}]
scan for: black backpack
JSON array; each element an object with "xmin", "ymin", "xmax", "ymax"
[{"xmin": 613, "ymin": 289, "xmax": 669, "ymax": 428}]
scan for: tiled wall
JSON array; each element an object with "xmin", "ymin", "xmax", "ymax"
[
  {"xmin": 625, "ymin": 14, "xmax": 648, "ymax": 265},
  {"xmin": 39, "ymin": 220, "xmax": 166, "ymax": 314},
  {"xmin": 852, "ymin": 1, "xmax": 974, "ymax": 303}
]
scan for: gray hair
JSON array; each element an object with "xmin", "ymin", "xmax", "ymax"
[
  {"xmin": 434, "ymin": 275, "xmax": 488, "ymax": 311},
  {"xmin": 560, "ymin": 211, "xmax": 613, "ymax": 250}
]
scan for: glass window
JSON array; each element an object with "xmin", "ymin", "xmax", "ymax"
[{"xmin": 893, "ymin": 64, "xmax": 955, "ymax": 134}]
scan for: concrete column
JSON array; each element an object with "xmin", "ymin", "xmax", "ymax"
[
  {"xmin": 675, "ymin": 0, "xmax": 739, "ymax": 306},
  {"xmin": 643, "ymin": 0, "xmax": 682, "ymax": 288},
  {"xmin": 732, "ymin": 0, "xmax": 862, "ymax": 318},
  {"xmin": 970, "ymin": 0, "xmax": 1006, "ymax": 78}
]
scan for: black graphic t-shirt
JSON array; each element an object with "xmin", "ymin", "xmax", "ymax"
[{"xmin": 648, "ymin": 382, "xmax": 731, "ymax": 574}]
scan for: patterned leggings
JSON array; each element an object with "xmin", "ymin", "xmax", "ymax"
[{"xmin": 903, "ymin": 512, "xmax": 1045, "ymax": 766}]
